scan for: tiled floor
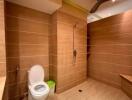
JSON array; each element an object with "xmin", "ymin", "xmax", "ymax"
[{"xmin": 48, "ymin": 78, "xmax": 131, "ymax": 100}]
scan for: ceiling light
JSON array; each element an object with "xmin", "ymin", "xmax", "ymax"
[
  {"xmin": 112, "ymin": 0, "xmax": 116, "ymax": 2},
  {"xmin": 108, "ymin": 13, "xmax": 112, "ymax": 16}
]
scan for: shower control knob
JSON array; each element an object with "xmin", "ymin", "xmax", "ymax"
[{"xmin": 73, "ymin": 49, "xmax": 77, "ymax": 57}]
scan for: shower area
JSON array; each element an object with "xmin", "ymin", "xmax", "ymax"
[{"xmin": 49, "ymin": 8, "xmax": 88, "ymax": 93}]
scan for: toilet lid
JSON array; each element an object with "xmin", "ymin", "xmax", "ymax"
[{"xmin": 29, "ymin": 65, "xmax": 44, "ymax": 84}]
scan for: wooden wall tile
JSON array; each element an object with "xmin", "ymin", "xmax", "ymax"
[
  {"xmin": 5, "ymin": 2, "xmax": 51, "ymax": 99},
  {"xmin": 88, "ymin": 10, "xmax": 132, "ymax": 88}
]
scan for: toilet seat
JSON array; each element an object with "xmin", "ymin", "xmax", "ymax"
[{"xmin": 29, "ymin": 82, "xmax": 49, "ymax": 96}]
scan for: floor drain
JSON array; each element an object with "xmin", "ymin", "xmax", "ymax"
[{"xmin": 78, "ymin": 89, "xmax": 83, "ymax": 92}]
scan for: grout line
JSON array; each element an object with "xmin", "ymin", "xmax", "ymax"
[
  {"xmin": 6, "ymin": 15, "xmax": 51, "ymax": 25},
  {"xmin": 7, "ymin": 66, "xmax": 49, "ymax": 73},
  {"xmin": 90, "ymin": 60, "xmax": 132, "ymax": 68},
  {"xmin": 0, "ymin": 62, "xmax": 6, "ymax": 63},
  {"xmin": 90, "ymin": 52, "xmax": 132, "ymax": 56},
  {"xmin": 54, "ymin": 52, "xmax": 88, "ymax": 54},
  {"xmin": 88, "ymin": 44, "xmax": 132, "ymax": 46},
  {"xmin": 49, "ymin": 61, "xmax": 87, "ymax": 67},
  {"xmin": 6, "ymin": 30, "xmax": 50, "ymax": 36},
  {"xmin": 6, "ymin": 43, "xmax": 49, "ymax": 46},
  {"xmin": 90, "ymin": 32, "xmax": 132, "ymax": 39},
  {"xmin": 7, "ymin": 81, "xmax": 27, "ymax": 86},
  {"xmin": 7, "ymin": 55, "xmax": 49, "ymax": 59},
  {"xmin": 90, "ymin": 21, "xmax": 132, "ymax": 31}
]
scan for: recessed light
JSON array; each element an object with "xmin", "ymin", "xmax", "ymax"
[
  {"xmin": 108, "ymin": 13, "xmax": 111, "ymax": 16},
  {"xmin": 112, "ymin": 0, "xmax": 115, "ymax": 2}
]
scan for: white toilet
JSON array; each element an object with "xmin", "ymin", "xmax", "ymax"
[{"xmin": 28, "ymin": 65, "xmax": 49, "ymax": 100}]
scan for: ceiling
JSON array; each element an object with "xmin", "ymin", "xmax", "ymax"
[
  {"xmin": 6, "ymin": 0, "xmax": 132, "ymax": 23},
  {"xmin": 87, "ymin": 0, "xmax": 132, "ymax": 23},
  {"xmin": 6, "ymin": 0, "xmax": 62, "ymax": 14},
  {"xmin": 70, "ymin": 0, "xmax": 96, "ymax": 11},
  {"xmin": 95, "ymin": 0, "xmax": 132, "ymax": 17},
  {"xmin": 68, "ymin": 0, "xmax": 132, "ymax": 23}
]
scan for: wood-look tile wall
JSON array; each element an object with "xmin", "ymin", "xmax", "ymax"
[
  {"xmin": 88, "ymin": 10, "xmax": 132, "ymax": 88},
  {"xmin": 5, "ymin": 2, "xmax": 51, "ymax": 100},
  {"xmin": 50, "ymin": 2, "xmax": 88, "ymax": 93},
  {"xmin": 56, "ymin": 11, "xmax": 87, "ymax": 93},
  {"xmin": 0, "ymin": 0, "xmax": 6, "ymax": 77},
  {"xmin": 49, "ymin": 12, "xmax": 57, "ymax": 83}
]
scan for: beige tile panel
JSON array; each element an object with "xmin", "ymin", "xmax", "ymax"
[
  {"xmin": 6, "ymin": 44, "xmax": 20, "ymax": 57},
  {"xmin": 57, "ymin": 45, "xmax": 87, "ymax": 55},
  {"xmin": 0, "ymin": 63, "xmax": 6, "ymax": 76},
  {"xmin": 6, "ymin": 58, "xmax": 19, "ymax": 71},
  {"xmin": 58, "ymin": 2, "xmax": 87, "ymax": 21},
  {"xmin": 57, "ymin": 21, "xmax": 87, "ymax": 35},
  {"xmin": 57, "ymin": 11, "xmax": 79, "ymax": 24},
  {"xmin": 89, "ymin": 53, "xmax": 132, "ymax": 67},
  {"xmin": 57, "ymin": 23, "xmax": 73, "ymax": 34},
  {"xmin": 5, "ymin": 2, "xmax": 51, "ymax": 24},
  {"xmin": 56, "ymin": 77, "xmax": 86, "ymax": 93},
  {"xmin": 0, "ymin": 44, "xmax": 6, "ymax": 60},
  {"xmin": 89, "ymin": 20, "xmax": 132, "ymax": 33},
  {"xmin": 50, "ymin": 8, "xmax": 87, "ymax": 93},
  {"xmin": 7, "ymin": 71, "xmax": 19, "ymax": 85},
  {"xmin": 6, "ymin": 16, "xmax": 50, "ymax": 34},
  {"xmin": 76, "ymin": 53, "xmax": 87, "ymax": 62},
  {"xmin": 7, "ymin": 82, "xmax": 27, "ymax": 99},
  {"xmin": 75, "ymin": 45, "xmax": 87, "ymax": 54},
  {"xmin": 89, "ymin": 61, "xmax": 132, "ymax": 76},
  {"xmin": 2, "ymin": 85, "xmax": 8, "ymax": 100},
  {"xmin": 49, "ymin": 65, "xmax": 57, "ymax": 81},
  {"xmin": 90, "ymin": 45, "xmax": 132, "ymax": 55},
  {"xmin": 5, "ymin": 2, "xmax": 51, "ymax": 99},
  {"xmin": 90, "ymin": 38, "xmax": 119, "ymax": 45},
  {"xmin": 7, "ymin": 66, "xmax": 49, "ymax": 85},
  {"xmin": 0, "ymin": 1, "xmax": 4, "ymax": 17},
  {"xmin": 57, "ymin": 45, "xmax": 73, "ymax": 55},
  {"xmin": 50, "ymin": 55, "xmax": 57, "ymax": 65},
  {"xmin": 89, "ymin": 23, "xmax": 132, "ymax": 36},
  {"xmin": 57, "ymin": 64, "xmax": 87, "ymax": 79},
  {"xmin": 90, "ymin": 37, "xmax": 132, "ymax": 45},
  {"xmin": 57, "ymin": 54, "xmax": 73, "ymax": 65},
  {"xmin": 89, "ymin": 11, "xmax": 132, "ymax": 27},
  {"xmin": 6, "ymin": 30, "xmax": 49, "ymax": 44},
  {"xmin": 19, "ymin": 56, "xmax": 49, "ymax": 69},
  {"xmin": 57, "ymin": 54, "xmax": 87, "ymax": 66},
  {"xmin": 89, "ymin": 69, "xmax": 121, "ymax": 88},
  {"xmin": 90, "ymin": 31, "xmax": 132, "ymax": 40},
  {"xmin": 121, "ymin": 77, "xmax": 132, "ymax": 98},
  {"xmin": 19, "ymin": 44, "xmax": 49, "ymax": 56},
  {"xmin": 0, "ymin": 0, "xmax": 5, "ymax": 45},
  {"xmin": 0, "ymin": 30, "xmax": 5, "ymax": 44},
  {"xmin": 6, "ymin": 44, "xmax": 49, "ymax": 57},
  {"xmin": 78, "ymin": 28, "xmax": 87, "ymax": 35},
  {"xmin": 6, "ymin": 56, "xmax": 49, "ymax": 71},
  {"xmin": 57, "ymin": 78, "xmax": 84, "ymax": 91}
]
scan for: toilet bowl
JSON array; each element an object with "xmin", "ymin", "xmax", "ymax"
[{"xmin": 28, "ymin": 65, "xmax": 49, "ymax": 100}]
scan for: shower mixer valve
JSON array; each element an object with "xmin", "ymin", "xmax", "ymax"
[
  {"xmin": 73, "ymin": 49, "xmax": 77, "ymax": 64},
  {"xmin": 73, "ymin": 49, "xmax": 77, "ymax": 57}
]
